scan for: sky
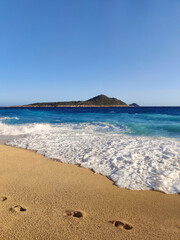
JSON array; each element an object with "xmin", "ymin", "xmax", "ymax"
[{"xmin": 0, "ymin": 0, "xmax": 180, "ymax": 106}]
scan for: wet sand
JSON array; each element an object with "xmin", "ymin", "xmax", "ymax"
[{"xmin": 0, "ymin": 144, "xmax": 180, "ymax": 240}]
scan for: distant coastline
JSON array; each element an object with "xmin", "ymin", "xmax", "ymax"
[
  {"xmin": 15, "ymin": 105, "xmax": 130, "ymax": 108},
  {"xmin": 14, "ymin": 95, "xmax": 132, "ymax": 108}
]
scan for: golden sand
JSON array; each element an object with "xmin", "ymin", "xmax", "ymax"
[{"xmin": 0, "ymin": 144, "xmax": 180, "ymax": 239}]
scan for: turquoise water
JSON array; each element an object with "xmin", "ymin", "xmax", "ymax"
[{"xmin": 0, "ymin": 107, "xmax": 180, "ymax": 138}]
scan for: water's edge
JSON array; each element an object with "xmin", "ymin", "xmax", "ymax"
[{"xmin": 1, "ymin": 141, "xmax": 174, "ymax": 195}]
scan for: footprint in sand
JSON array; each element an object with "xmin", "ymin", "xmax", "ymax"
[
  {"xmin": 109, "ymin": 220, "xmax": 133, "ymax": 230},
  {"xmin": 9, "ymin": 205, "xmax": 27, "ymax": 213},
  {"xmin": 0, "ymin": 196, "xmax": 7, "ymax": 202},
  {"xmin": 64, "ymin": 210, "xmax": 84, "ymax": 218}
]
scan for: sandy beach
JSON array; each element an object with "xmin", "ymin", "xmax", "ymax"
[{"xmin": 0, "ymin": 144, "xmax": 180, "ymax": 240}]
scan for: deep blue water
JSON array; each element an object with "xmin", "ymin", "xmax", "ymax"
[{"xmin": 0, "ymin": 107, "xmax": 180, "ymax": 139}]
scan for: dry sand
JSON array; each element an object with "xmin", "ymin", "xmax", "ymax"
[{"xmin": 0, "ymin": 144, "xmax": 180, "ymax": 240}]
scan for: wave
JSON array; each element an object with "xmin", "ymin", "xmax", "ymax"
[
  {"xmin": 0, "ymin": 117, "xmax": 19, "ymax": 121},
  {"xmin": 0, "ymin": 122, "xmax": 52, "ymax": 135},
  {"xmin": 0, "ymin": 121, "xmax": 132, "ymax": 136},
  {"xmin": 2, "ymin": 122, "xmax": 179, "ymax": 194}
]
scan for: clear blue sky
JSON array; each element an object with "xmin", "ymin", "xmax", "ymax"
[{"xmin": 0, "ymin": 0, "xmax": 180, "ymax": 106}]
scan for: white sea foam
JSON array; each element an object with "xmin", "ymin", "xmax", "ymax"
[
  {"xmin": 1, "ymin": 122, "xmax": 179, "ymax": 194},
  {"xmin": 0, "ymin": 117, "xmax": 19, "ymax": 120},
  {"xmin": 0, "ymin": 122, "xmax": 51, "ymax": 135}
]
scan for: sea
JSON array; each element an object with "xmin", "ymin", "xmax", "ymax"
[{"xmin": 0, "ymin": 107, "xmax": 180, "ymax": 194}]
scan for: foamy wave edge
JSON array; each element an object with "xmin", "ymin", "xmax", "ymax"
[
  {"xmin": 1, "ymin": 122, "xmax": 180, "ymax": 194},
  {"xmin": 0, "ymin": 122, "xmax": 52, "ymax": 135}
]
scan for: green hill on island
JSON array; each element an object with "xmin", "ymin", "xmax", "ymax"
[{"xmin": 21, "ymin": 95, "xmax": 129, "ymax": 107}]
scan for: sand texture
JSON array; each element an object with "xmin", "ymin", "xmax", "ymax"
[{"xmin": 0, "ymin": 144, "xmax": 180, "ymax": 240}]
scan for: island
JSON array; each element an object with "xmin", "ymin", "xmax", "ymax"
[
  {"xmin": 129, "ymin": 103, "xmax": 140, "ymax": 107},
  {"xmin": 18, "ymin": 95, "xmax": 130, "ymax": 107}
]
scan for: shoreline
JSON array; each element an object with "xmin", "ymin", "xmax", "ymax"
[
  {"xmin": 3, "ymin": 141, "xmax": 180, "ymax": 195},
  {"xmin": 0, "ymin": 144, "xmax": 180, "ymax": 239}
]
